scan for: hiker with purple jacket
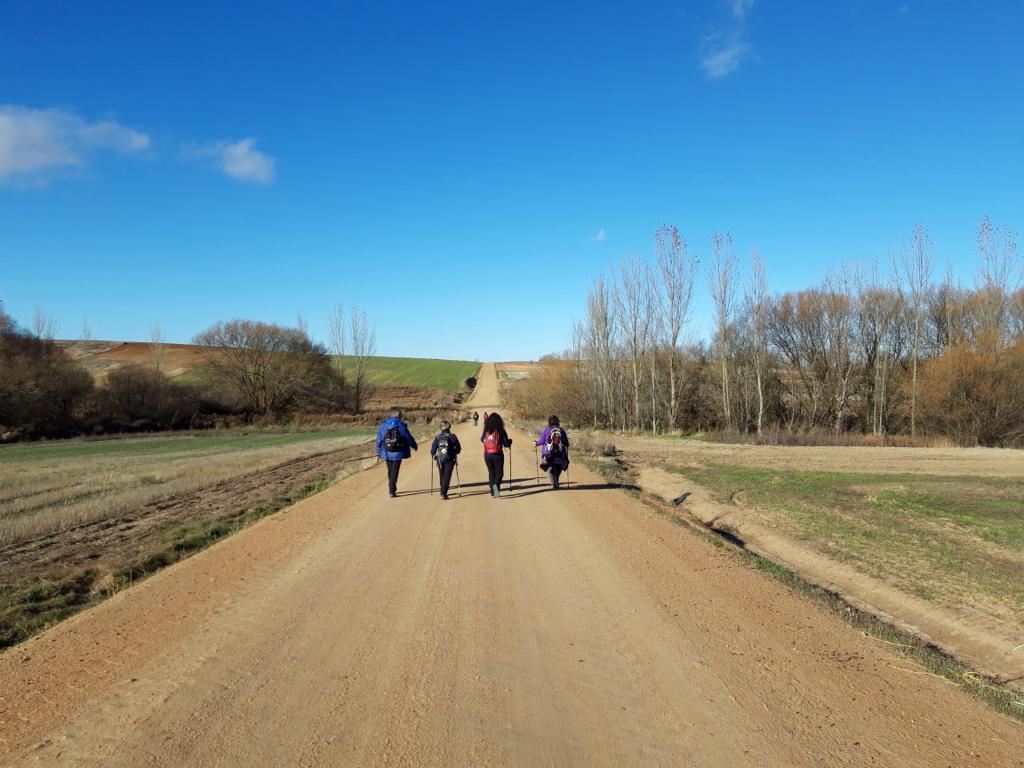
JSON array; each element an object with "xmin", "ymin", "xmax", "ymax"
[{"xmin": 535, "ymin": 415, "xmax": 569, "ymax": 489}]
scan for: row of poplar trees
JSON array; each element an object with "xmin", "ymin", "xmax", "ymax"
[{"xmin": 559, "ymin": 218, "xmax": 1023, "ymax": 446}]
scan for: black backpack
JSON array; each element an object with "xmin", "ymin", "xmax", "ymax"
[
  {"xmin": 546, "ymin": 426, "xmax": 565, "ymax": 458},
  {"xmin": 436, "ymin": 432, "xmax": 452, "ymax": 462},
  {"xmin": 383, "ymin": 425, "xmax": 404, "ymax": 453}
]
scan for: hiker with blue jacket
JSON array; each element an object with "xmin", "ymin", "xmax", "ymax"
[
  {"xmin": 536, "ymin": 415, "xmax": 569, "ymax": 489},
  {"xmin": 430, "ymin": 420, "xmax": 462, "ymax": 500},
  {"xmin": 376, "ymin": 408, "xmax": 418, "ymax": 498}
]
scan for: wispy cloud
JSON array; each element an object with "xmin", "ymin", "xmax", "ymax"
[
  {"xmin": 189, "ymin": 138, "xmax": 276, "ymax": 185},
  {"xmin": 591, "ymin": 228, "xmax": 607, "ymax": 243},
  {"xmin": 700, "ymin": 34, "xmax": 753, "ymax": 79},
  {"xmin": 0, "ymin": 105, "xmax": 149, "ymax": 185},
  {"xmin": 699, "ymin": 1, "xmax": 758, "ymax": 80},
  {"xmin": 730, "ymin": 0, "xmax": 756, "ymax": 20}
]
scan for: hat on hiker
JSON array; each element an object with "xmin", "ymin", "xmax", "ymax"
[{"xmin": 440, "ymin": 420, "xmax": 452, "ymax": 432}]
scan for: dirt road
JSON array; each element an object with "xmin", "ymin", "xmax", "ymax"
[{"xmin": 1, "ymin": 364, "xmax": 1022, "ymax": 766}]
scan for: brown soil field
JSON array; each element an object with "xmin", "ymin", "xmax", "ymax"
[
  {"xmin": 57, "ymin": 340, "xmax": 213, "ymax": 382},
  {"xmin": 1, "ymin": 365, "xmax": 1022, "ymax": 766}
]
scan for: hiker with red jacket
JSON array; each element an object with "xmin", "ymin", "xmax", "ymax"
[
  {"xmin": 536, "ymin": 415, "xmax": 570, "ymax": 489},
  {"xmin": 480, "ymin": 412, "xmax": 512, "ymax": 498}
]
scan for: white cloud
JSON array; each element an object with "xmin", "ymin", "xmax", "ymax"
[
  {"xmin": 0, "ymin": 105, "xmax": 149, "ymax": 185},
  {"xmin": 591, "ymin": 228, "xmax": 607, "ymax": 243},
  {"xmin": 191, "ymin": 138, "xmax": 275, "ymax": 185},
  {"xmin": 700, "ymin": 35, "xmax": 753, "ymax": 79},
  {"xmin": 730, "ymin": 0, "xmax": 756, "ymax": 19},
  {"xmin": 698, "ymin": 0, "xmax": 758, "ymax": 80}
]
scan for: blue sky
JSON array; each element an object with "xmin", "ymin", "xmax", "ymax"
[{"xmin": 2, "ymin": 1, "xmax": 1022, "ymax": 360}]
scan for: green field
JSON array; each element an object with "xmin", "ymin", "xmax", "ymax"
[
  {"xmin": 666, "ymin": 463, "xmax": 1024, "ymax": 621},
  {"xmin": 331, "ymin": 356, "xmax": 479, "ymax": 390}
]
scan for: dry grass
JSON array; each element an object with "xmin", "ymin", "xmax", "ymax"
[{"xmin": 0, "ymin": 429, "xmax": 372, "ymax": 545}]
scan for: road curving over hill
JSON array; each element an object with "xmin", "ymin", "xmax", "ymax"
[{"xmin": 1, "ymin": 363, "xmax": 1022, "ymax": 766}]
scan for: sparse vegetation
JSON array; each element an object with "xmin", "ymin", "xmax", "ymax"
[
  {"xmin": 663, "ymin": 463, "xmax": 1024, "ymax": 625},
  {"xmin": 0, "ymin": 428, "xmax": 372, "ymax": 544},
  {"xmin": 0, "ymin": 429, "xmax": 375, "ymax": 648}
]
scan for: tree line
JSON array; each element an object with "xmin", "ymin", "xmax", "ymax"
[
  {"xmin": 508, "ymin": 218, "xmax": 1024, "ymax": 447},
  {"xmin": 0, "ymin": 303, "xmax": 377, "ymax": 441}
]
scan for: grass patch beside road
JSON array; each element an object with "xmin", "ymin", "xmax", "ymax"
[{"xmin": 664, "ymin": 463, "xmax": 1024, "ymax": 624}]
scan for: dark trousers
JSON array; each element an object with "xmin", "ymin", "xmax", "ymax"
[
  {"xmin": 484, "ymin": 452, "xmax": 504, "ymax": 490},
  {"xmin": 549, "ymin": 464, "xmax": 563, "ymax": 488},
  {"xmin": 437, "ymin": 460, "xmax": 455, "ymax": 496},
  {"xmin": 386, "ymin": 459, "xmax": 402, "ymax": 495}
]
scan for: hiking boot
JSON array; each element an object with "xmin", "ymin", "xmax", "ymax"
[
  {"xmin": 389, "ymin": 491, "xmax": 397, "ymax": 498},
  {"xmin": 441, "ymin": 494, "xmax": 448, "ymax": 500}
]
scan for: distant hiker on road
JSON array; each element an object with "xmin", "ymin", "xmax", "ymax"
[
  {"xmin": 536, "ymin": 415, "xmax": 570, "ymax": 489},
  {"xmin": 472, "ymin": 411, "xmax": 479, "ymax": 427},
  {"xmin": 430, "ymin": 420, "xmax": 462, "ymax": 500},
  {"xmin": 377, "ymin": 408, "xmax": 418, "ymax": 498},
  {"xmin": 481, "ymin": 412, "xmax": 512, "ymax": 498}
]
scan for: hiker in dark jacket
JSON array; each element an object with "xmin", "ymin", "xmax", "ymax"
[
  {"xmin": 472, "ymin": 411, "xmax": 479, "ymax": 427},
  {"xmin": 480, "ymin": 412, "xmax": 512, "ymax": 498},
  {"xmin": 376, "ymin": 409, "xmax": 418, "ymax": 498},
  {"xmin": 430, "ymin": 420, "xmax": 462, "ymax": 500},
  {"xmin": 535, "ymin": 415, "xmax": 570, "ymax": 489}
]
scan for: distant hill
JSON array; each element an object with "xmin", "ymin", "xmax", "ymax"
[{"xmin": 56, "ymin": 341, "xmax": 480, "ymax": 392}]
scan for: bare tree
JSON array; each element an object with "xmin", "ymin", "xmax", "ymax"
[
  {"xmin": 349, "ymin": 307, "xmax": 376, "ymax": 412},
  {"xmin": 584, "ymin": 277, "xmax": 617, "ymax": 427},
  {"xmin": 656, "ymin": 225, "xmax": 697, "ymax": 431},
  {"xmin": 825, "ymin": 267, "xmax": 857, "ymax": 434},
  {"xmin": 744, "ymin": 248, "xmax": 769, "ymax": 434},
  {"xmin": 898, "ymin": 223, "xmax": 934, "ymax": 437},
  {"xmin": 0, "ymin": 300, "xmax": 14, "ymax": 336},
  {"xmin": 975, "ymin": 215, "xmax": 1020, "ymax": 347},
  {"xmin": 194, "ymin": 319, "xmax": 331, "ymax": 415},
  {"xmin": 709, "ymin": 233, "xmax": 737, "ymax": 430},
  {"xmin": 327, "ymin": 303, "xmax": 347, "ymax": 406},
  {"xmin": 614, "ymin": 254, "xmax": 652, "ymax": 430},
  {"xmin": 81, "ymin": 317, "xmax": 93, "ymax": 341},
  {"xmin": 149, "ymin": 323, "xmax": 167, "ymax": 373},
  {"xmin": 32, "ymin": 308, "xmax": 59, "ymax": 340}
]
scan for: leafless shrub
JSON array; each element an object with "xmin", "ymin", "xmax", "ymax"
[{"xmin": 193, "ymin": 319, "xmax": 341, "ymax": 416}]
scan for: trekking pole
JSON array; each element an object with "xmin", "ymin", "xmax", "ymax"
[
  {"xmin": 430, "ymin": 457, "xmax": 434, "ymax": 496},
  {"xmin": 508, "ymin": 444, "xmax": 512, "ymax": 492},
  {"xmin": 455, "ymin": 459, "xmax": 462, "ymax": 497}
]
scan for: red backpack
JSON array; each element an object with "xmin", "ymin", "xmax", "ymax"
[{"xmin": 484, "ymin": 430, "xmax": 502, "ymax": 454}]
